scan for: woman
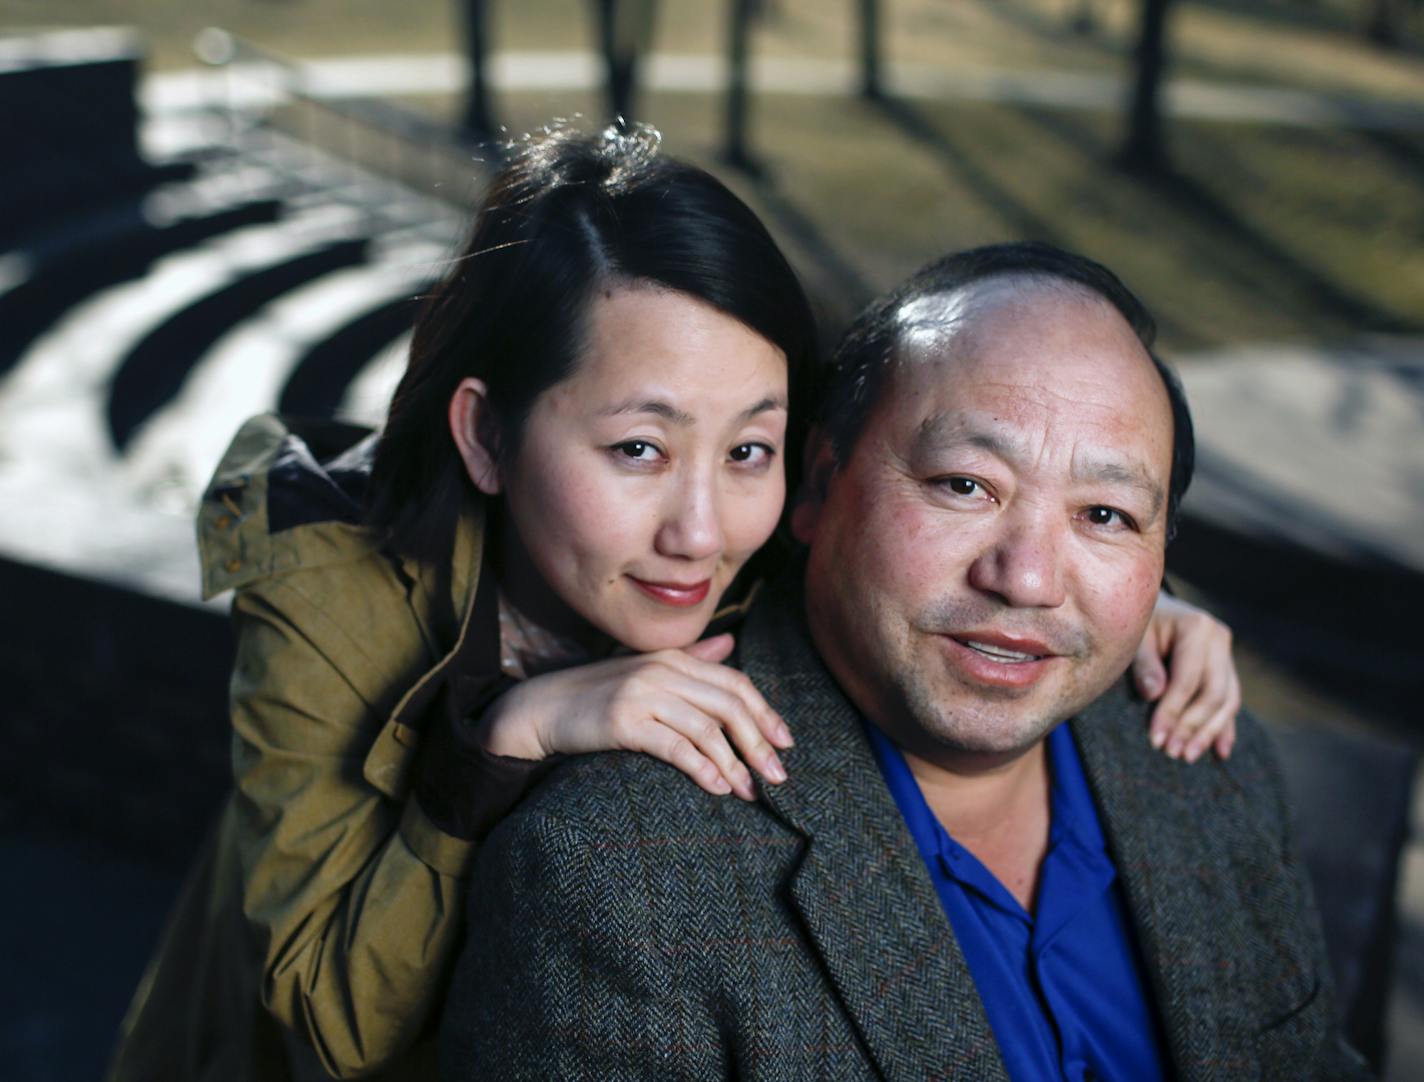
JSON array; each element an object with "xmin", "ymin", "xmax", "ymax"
[{"xmin": 108, "ymin": 125, "xmax": 1238, "ymax": 1082}]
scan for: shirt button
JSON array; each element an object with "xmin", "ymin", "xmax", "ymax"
[
  {"xmin": 216, "ymin": 515, "xmax": 232, "ymax": 529},
  {"xmin": 226, "ymin": 558, "xmax": 242, "ymax": 573}
]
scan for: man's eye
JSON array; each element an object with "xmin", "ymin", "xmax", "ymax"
[
  {"xmin": 729, "ymin": 442, "xmax": 774, "ymax": 465},
  {"xmin": 1085, "ymin": 506, "xmax": 1135, "ymax": 530},
  {"xmin": 941, "ymin": 476, "xmax": 980, "ymax": 496}
]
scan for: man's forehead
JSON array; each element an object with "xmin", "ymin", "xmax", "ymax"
[
  {"xmin": 889, "ymin": 277, "xmax": 1153, "ymax": 389},
  {"xmin": 874, "ymin": 280, "xmax": 1172, "ymax": 473},
  {"xmin": 892, "ymin": 278, "xmax": 1026, "ymax": 357}
]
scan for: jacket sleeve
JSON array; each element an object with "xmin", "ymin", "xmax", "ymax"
[
  {"xmin": 227, "ymin": 575, "xmax": 477, "ymax": 1079},
  {"xmin": 438, "ymin": 800, "xmax": 726, "ymax": 1081}
]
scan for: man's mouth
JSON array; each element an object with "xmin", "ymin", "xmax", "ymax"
[
  {"xmin": 958, "ymin": 639, "xmax": 1045, "ymax": 663},
  {"xmin": 939, "ymin": 631, "xmax": 1061, "ymax": 689}
]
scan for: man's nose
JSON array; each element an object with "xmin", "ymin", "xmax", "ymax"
[
  {"xmin": 654, "ymin": 470, "xmax": 725, "ymax": 562},
  {"xmin": 966, "ymin": 511, "xmax": 1068, "ymax": 609}
]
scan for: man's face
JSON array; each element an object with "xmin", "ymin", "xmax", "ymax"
[{"xmin": 797, "ymin": 279, "xmax": 1174, "ymax": 765}]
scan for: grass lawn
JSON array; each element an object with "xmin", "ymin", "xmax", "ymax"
[
  {"xmin": 400, "ymin": 81, "xmax": 1424, "ymax": 355},
  {"xmin": 7, "ymin": 0, "xmax": 1424, "ymax": 97},
  {"xmin": 10, "ymin": 1, "xmax": 1417, "ymax": 351}
]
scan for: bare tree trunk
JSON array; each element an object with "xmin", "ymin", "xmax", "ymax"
[
  {"xmin": 1120, "ymin": 0, "xmax": 1175, "ymax": 174},
  {"xmin": 1365, "ymin": 0, "xmax": 1403, "ymax": 47},
  {"xmin": 457, "ymin": 0, "xmax": 495, "ymax": 142},
  {"xmin": 1069, "ymin": 0, "xmax": 1098, "ymax": 35},
  {"xmin": 859, "ymin": 0, "xmax": 883, "ymax": 100},
  {"xmin": 596, "ymin": 0, "xmax": 657, "ymax": 125},
  {"xmin": 724, "ymin": 0, "xmax": 757, "ymax": 170}
]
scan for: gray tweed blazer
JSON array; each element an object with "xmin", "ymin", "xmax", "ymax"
[{"xmin": 439, "ymin": 580, "xmax": 1369, "ymax": 1081}]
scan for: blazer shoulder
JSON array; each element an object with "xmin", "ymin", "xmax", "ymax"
[
  {"xmin": 509, "ymin": 750, "xmax": 726, "ymax": 836},
  {"xmin": 1216, "ymin": 707, "xmax": 1292, "ymax": 829},
  {"xmin": 485, "ymin": 748, "xmax": 788, "ymax": 878}
]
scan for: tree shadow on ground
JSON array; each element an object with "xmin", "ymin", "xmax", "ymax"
[
  {"xmin": 1008, "ymin": 103, "xmax": 1413, "ymax": 339},
  {"xmin": 729, "ymin": 156, "xmax": 875, "ymax": 339},
  {"xmin": 966, "ymin": 0, "xmax": 1131, "ymax": 55},
  {"xmin": 1193, "ymin": 0, "xmax": 1423, "ymax": 46},
  {"xmin": 866, "ymin": 95, "xmax": 1062, "ymax": 243},
  {"xmin": 1364, "ymin": 126, "xmax": 1424, "ymax": 187},
  {"xmin": 863, "ymin": 94, "xmax": 1207, "ymax": 345}
]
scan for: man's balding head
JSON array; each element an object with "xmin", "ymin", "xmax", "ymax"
[
  {"xmin": 816, "ymin": 242, "xmax": 1194, "ymax": 541},
  {"xmin": 795, "ymin": 246, "xmax": 1187, "ymax": 768}
]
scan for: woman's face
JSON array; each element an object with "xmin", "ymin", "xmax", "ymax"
[{"xmin": 494, "ymin": 285, "xmax": 789, "ymax": 652}]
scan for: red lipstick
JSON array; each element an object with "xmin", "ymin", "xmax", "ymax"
[{"xmin": 628, "ymin": 577, "xmax": 711, "ymax": 607}]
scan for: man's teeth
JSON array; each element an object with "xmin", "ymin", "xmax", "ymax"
[{"xmin": 964, "ymin": 640, "xmax": 1040, "ymax": 662}]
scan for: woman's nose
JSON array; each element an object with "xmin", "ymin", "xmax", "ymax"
[
  {"xmin": 654, "ymin": 473, "xmax": 725, "ymax": 561},
  {"xmin": 966, "ymin": 513, "xmax": 1068, "ymax": 609}
]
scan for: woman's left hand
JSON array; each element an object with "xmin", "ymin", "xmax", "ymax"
[{"xmin": 1132, "ymin": 592, "xmax": 1242, "ymax": 762}]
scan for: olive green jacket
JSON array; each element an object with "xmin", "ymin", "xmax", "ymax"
[{"xmin": 108, "ymin": 414, "xmax": 494, "ymax": 1082}]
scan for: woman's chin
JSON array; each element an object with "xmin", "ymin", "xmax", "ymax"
[{"xmin": 609, "ymin": 622, "xmax": 708, "ymax": 654}]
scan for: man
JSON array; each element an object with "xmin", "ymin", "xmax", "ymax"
[{"xmin": 439, "ymin": 243, "xmax": 1368, "ymax": 1080}]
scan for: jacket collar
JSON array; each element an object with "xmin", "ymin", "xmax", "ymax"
[
  {"xmin": 740, "ymin": 579, "xmax": 1010, "ymax": 1082},
  {"xmin": 389, "ymin": 492, "xmax": 497, "ymax": 731},
  {"xmin": 1070, "ymin": 682, "xmax": 1317, "ymax": 1082}
]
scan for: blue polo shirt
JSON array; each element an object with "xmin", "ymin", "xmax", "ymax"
[{"xmin": 863, "ymin": 720, "xmax": 1170, "ymax": 1082}]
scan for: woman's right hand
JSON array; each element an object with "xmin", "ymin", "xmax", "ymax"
[{"xmin": 475, "ymin": 633, "xmax": 792, "ymax": 800}]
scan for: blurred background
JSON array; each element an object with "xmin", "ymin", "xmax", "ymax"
[{"xmin": 1, "ymin": 1, "xmax": 1420, "ymax": 1078}]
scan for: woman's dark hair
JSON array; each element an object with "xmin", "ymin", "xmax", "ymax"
[
  {"xmin": 820, "ymin": 241, "xmax": 1195, "ymax": 542},
  {"xmin": 367, "ymin": 124, "xmax": 817, "ymax": 564}
]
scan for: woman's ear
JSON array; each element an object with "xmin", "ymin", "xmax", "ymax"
[
  {"xmin": 449, "ymin": 377, "xmax": 503, "ymax": 496},
  {"xmin": 790, "ymin": 428, "xmax": 836, "ymax": 544}
]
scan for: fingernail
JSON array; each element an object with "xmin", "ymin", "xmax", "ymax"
[
  {"xmin": 1143, "ymin": 674, "xmax": 1164, "ymax": 696},
  {"xmin": 764, "ymin": 753, "xmax": 787, "ymax": 784},
  {"xmin": 776, "ymin": 720, "xmax": 794, "ymax": 748},
  {"xmin": 1167, "ymin": 739, "xmax": 1183, "ymax": 759},
  {"xmin": 1185, "ymin": 746, "xmax": 1201, "ymax": 764},
  {"xmin": 711, "ymin": 775, "xmax": 732, "ymax": 795},
  {"xmin": 1150, "ymin": 728, "xmax": 1166, "ymax": 750}
]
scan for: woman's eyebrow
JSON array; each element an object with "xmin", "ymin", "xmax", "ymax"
[
  {"xmin": 600, "ymin": 399, "xmax": 695, "ymax": 425},
  {"xmin": 738, "ymin": 395, "xmax": 788, "ymax": 421},
  {"xmin": 600, "ymin": 394, "xmax": 788, "ymax": 426}
]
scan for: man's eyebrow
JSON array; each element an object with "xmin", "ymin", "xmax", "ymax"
[
  {"xmin": 600, "ymin": 394, "xmax": 787, "ymax": 426},
  {"xmin": 912, "ymin": 413, "xmax": 1025, "ymax": 458},
  {"xmin": 1072, "ymin": 458, "xmax": 1165, "ymax": 516},
  {"xmin": 914, "ymin": 413, "xmax": 1167, "ymax": 516}
]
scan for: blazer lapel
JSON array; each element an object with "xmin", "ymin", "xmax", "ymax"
[
  {"xmin": 742, "ymin": 586, "xmax": 1009, "ymax": 1082},
  {"xmin": 1072, "ymin": 682, "xmax": 1269, "ymax": 1082}
]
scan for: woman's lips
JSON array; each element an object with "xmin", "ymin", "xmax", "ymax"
[{"xmin": 628, "ymin": 576, "xmax": 712, "ymax": 607}]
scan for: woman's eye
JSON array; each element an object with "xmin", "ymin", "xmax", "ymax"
[
  {"xmin": 612, "ymin": 440, "xmax": 661, "ymax": 462},
  {"xmin": 729, "ymin": 442, "xmax": 774, "ymax": 466}
]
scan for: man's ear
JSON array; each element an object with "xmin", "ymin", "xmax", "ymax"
[
  {"xmin": 790, "ymin": 428, "xmax": 836, "ymax": 544},
  {"xmin": 448, "ymin": 377, "xmax": 503, "ymax": 496}
]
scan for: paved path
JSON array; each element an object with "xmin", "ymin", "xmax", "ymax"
[
  {"xmin": 1177, "ymin": 338, "xmax": 1424, "ymax": 576},
  {"xmin": 142, "ymin": 49, "xmax": 1424, "ymax": 131}
]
